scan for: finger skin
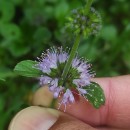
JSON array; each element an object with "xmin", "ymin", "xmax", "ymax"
[
  {"xmin": 50, "ymin": 114, "xmax": 97, "ymax": 130},
  {"xmin": 9, "ymin": 106, "xmax": 59, "ymax": 130},
  {"xmin": 32, "ymin": 86, "xmax": 53, "ymax": 107},
  {"xmin": 32, "ymin": 75, "xmax": 130, "ymax": 129},
  {"xmin": 9, "ymin": 106, "xmax": 128, "ymax": 130},
  {"xmin": 8, "ymin": 106, "xmax": 126, "ymax": 130},
  {"xmin": 8, "ymin": 106, "xmax": 97, "ymax": 130}
]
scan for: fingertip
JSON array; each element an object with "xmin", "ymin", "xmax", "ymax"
[
  {"xmin": 8, "ymin": 106, "xmax": 97, "ymax": 130},
  {"xmin": 32, "ymin": 86, "xmax": 53, "ymax": 107},
  {"xmin": 8, "ymin": 106, "xmax": 59, "ymax": 130}
]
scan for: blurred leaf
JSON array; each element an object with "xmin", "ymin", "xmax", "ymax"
[
  {"xmin": 8, "ymin": 42, "xmax": 30, "ymax": 57},
  {"xmin": 14, "ymin": 60, "xmax": 42, "ymax": 77},
  {"xmin": 44, "ymin": 6, "xmax": 54, "ymax": 18},
  {"xmin": 33, "ymin": 27, "xmax": 51, "ymax": 42},
  {"xmin": 0, "ymin": 78, "xmax": 5, "ymax": 82},
  {"xmin": 45, "ymin": 0, "xmax": 58, "ymax": 3},
  {"xmin": 78, "ymin": 40, "xmax": 98, "ymax": 60},
  {"xmin": 0, "ymin": 23, "xmax": 21, "ymax": 41},
  {"xmin": 0, "ymin": 68, "xmax": 15, "ymax": 79},
  {"xmin": 54, "ymin": 1, "xmax": 69, "ymax": 20},
  {"xmin": 10, "ymin": 0, "xmax": 23, "ymax": 5},
  {"xmin": 122, "ymin": 42, "xmax": 130, "ymax": 69},
  {"xmin": 24, "ymin": 7, "xmax": 45, "ymax": 25},
  {"xmin": 0, "ymin": 1, "xmax": 15, "ymax": 22},
  {"xmin": 1, "ymin": 41, "xmax": 30, "ymax": 58},
  {"xmin": 0, "ymin": 97, "xmax": 5, "ymax": 111},
  {"xmin": 84, "ymin": 82, "xmax": 105, "ymax": 108},
  {"xmin": 125, "ymin": 23, "xmax": 130, "ymax": 32},
  {"xmin": 100, "ymin": 25, "xmax": 117, "ymax": 41}
]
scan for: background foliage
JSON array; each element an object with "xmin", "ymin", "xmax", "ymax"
[{"xmin": 0, "ymin": 0, "xmax": 130, "ymax": 129}]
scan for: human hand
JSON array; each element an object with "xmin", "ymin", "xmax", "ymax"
[{"xmin": 9, "ymin": 75, "xmax": 130, "ymax": 130}]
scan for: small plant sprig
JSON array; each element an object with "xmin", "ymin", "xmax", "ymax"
[{"xmin": 14, "ymin": 0, "xmax": 105, "ymax": 110}]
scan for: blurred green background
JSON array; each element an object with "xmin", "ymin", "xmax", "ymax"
[{"xmin": 0, "ymin": 0, "xmax": 130, "ymax": 129}]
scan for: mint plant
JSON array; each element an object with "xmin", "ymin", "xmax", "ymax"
[{"xmin": 14, "ymin": 0, "xmax": 105, "ymax": 110}]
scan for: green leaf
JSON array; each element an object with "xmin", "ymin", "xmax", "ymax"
[
  {"xmin": 14, "ymin": 60, "xmax": 42, "ymax": 77},
  {"xmin": 0, "ymin": 78, "xmax": 5, "ymax": 82},
  {"xmin": 54, "ymin": 1, "xmax": 69, "ymax": 20},
  {"xmin": 100, "ymin": 25, "xmax": 117, "ymax": 41},
  {"xmin": 0, "ymin": 23, "xmax": 21, "ymax": 40},
  {"xmin": 84, "ymin": 82, "xmax": 105, "ymax": 109},
  {"xmin": 33, "ymin": 27, "xmax": 51, "ymax": 42},
  {"xmin": 122, "ymin": 41, "xmax": 130, "ymax": 69},
  {"xmin": 0, "ymin": 1, "xmax": 15, "ymax": 22},
  {"xmin": 0, "ymin": 67, "xmax": 16, "ymax": 78}
]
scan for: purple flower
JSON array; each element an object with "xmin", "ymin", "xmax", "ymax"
[
  {"xmin": 60, "ymin": 89, "xmax": 75, "ymax": 104},
  {"xmin": 49, "ymin": 78, "xmax": 59, "ymax": 91},
  {"xmin": 39, "ymin": 76, "xmax": 52, "ymax": 85},
  {"xmin": 77, "ymin": 88, "xmax": 87, "ymax": 94},
  {"xmin": 58, "ymin": 52, "xmax": 68, "ymax": 63},
  {"xmin": 53, "ymin": 86, "xmax": 64, "ymax": 98},
  {"xmin": 35, "ymin": 47, "xmax": 94, "ymax": 108},
  {"xmin": 72, "ymin": 58, "xmax": 80, "ymax": 68}
]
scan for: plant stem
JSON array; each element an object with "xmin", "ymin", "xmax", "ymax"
[
  {"xmin": 61, "ymin": 0, "xmax": 93, "ymax": 82},
  {"xmin": 50, "ymin": 98, "xmax": 57, "ymax": 108},
  {"xmin": 62, "ymin": 35, "xmax": 81, "ymax": 81},
  {"xmin": 85, "ymin": 0, "xmax": 93, "ymax": 15}
]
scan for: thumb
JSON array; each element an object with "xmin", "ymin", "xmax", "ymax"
[
  {"xmin": 8, "ymin": 106, "xmax": 96, "ymax": 130},
  {"xmin": 9, "ymin": 106, "xmax": 59, "ymax": 130}
]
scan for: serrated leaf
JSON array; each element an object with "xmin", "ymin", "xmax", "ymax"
[
  {"xmin": 84, "ymin": 82, "xmax": 105, "ymax": 109},
  {"xmin": 14, "ymin": 60, "xmax": 42, "ymax": 77}
]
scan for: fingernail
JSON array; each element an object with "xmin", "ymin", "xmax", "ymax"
[{"xmin": 9, "ymin": 106, "xmax": 59, "ymax": 130}]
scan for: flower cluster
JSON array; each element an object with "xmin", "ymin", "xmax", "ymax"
[
  {"xmin": 35, "ymin": 47, "xmax": 95, "ymax": 109},
  {"xmin": 66, "ymin": 7, "xmax": 102, "ymax": 36}
]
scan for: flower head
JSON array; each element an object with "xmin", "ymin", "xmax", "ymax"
[
  {"xmin": 14, "ymin": 0, "xmax": 105, "ymax": 111},
  {"xmin": 35, "ymin": 47, "xmax": 95, "ymax": 108},
  {"xmin": 66, "ymin": 7, "xmax": 102, "ymax": 36}
]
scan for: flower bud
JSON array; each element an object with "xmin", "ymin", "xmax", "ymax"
[{"xmin": 66, "ymin": 7, "xmax": 102, "ymax": 37}]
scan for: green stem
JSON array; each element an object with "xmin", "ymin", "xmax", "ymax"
[
  {"xmin": 85, "ymin": 0, "xmax": 93, "ymax": 15},
  {"xmin": 62, "ymin": 35, "xmax": 81, "ymax": 81},
  {"xmin": 50, "ymin": 98, "xmax": 57, "ymax": 108}
]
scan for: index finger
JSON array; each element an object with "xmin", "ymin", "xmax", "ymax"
[{"xmin": 32, "ymin": 75, "xmax": 130, "ymax": 129}]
